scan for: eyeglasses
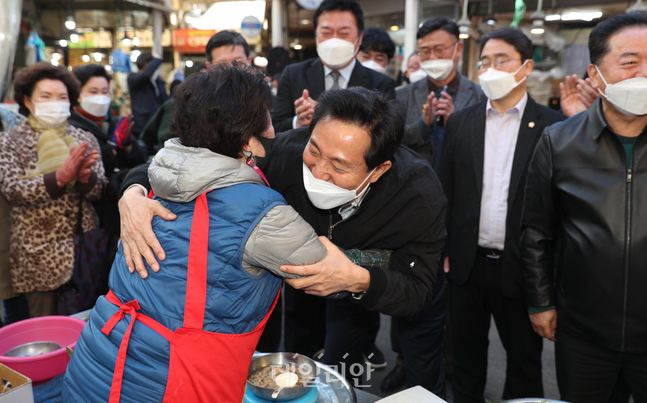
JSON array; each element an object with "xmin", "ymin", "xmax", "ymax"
[
  {"xmin": 477, "ymin": 57, "xmax": 521, "ymax": 70},
  {"xmin": 419, "ymin": 42, "xmax": 457, "ymax": 59}
]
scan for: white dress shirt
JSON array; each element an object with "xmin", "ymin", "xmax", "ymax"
[
  {"xmin": 478, "ymin": 93, "xmax": 528, "ymax": 250},
  {"xmin": 292, "ymin": 59, "xmax": 357, "ymax": 128},
  {"xmin": 323, "ymin": 58, "xmax": 356, "ymax": 91}
]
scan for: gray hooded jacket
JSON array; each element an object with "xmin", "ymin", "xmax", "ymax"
[{"xmin": 149, "ymin": 138, "xmax": 326, "ymax": 277}]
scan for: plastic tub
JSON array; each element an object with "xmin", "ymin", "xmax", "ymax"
[{"xmin": 0, "ymin": 316, "xmax": 86, "ymax": 382}]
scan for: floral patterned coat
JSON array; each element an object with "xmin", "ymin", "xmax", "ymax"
[{"xmin": 0, "ymin": 120, "xmax": 107, "ymax": 293}]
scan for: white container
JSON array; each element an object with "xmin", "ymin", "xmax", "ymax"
[{"xmin": 0, "ymin": 364, "xmax": 34, "ymax": 403}]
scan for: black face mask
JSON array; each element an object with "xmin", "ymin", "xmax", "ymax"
[{"xmin": 253, "ymin": 135, "xmax": 275, "ymax": 171}]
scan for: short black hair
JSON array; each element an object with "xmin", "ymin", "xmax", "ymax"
[
  {"xmin": 13, "ymin": 62, "xmax": 80, "ymax": 116},
  {"xmin": 172, "ymin": 63, "xmax": 271, "ymax": 159},
  {"xmin": 589, "ymin": 12, "xmax": 647, "ymax": 65},
  {"xmin": 310, "ymin": 87, "xmax": 402, "ymax": 169},
  {"xmin": 313, "ymin": 0, "xmax": 364, "ymax": 33},
  {"xmin": 205, "ymin": 30, "xmax": 250, "ymax": 61},
  {"xmin": 417, "ymin": 17, "xmax": 459, "ymax": 40},
  {"xmin": 479, "ymin": 27, "xmax": 533, "ymax": 62},
  {"xmin": 359, "ymin": 27, "xmax": 395, "ymax": 61},
  {"xmin": 136, "ymin": 52, "xmax": 154, "ymax": 70},
  {"xmin": 72, "ymin": 64, "xmax": 111, "ymax": 88}
]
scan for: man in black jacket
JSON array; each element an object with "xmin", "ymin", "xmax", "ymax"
[
  {"xmin": 271, "ymin": 0, "xmax": 395, "ymax": 133},
  {"xmin": 127, "ymin": 53, "xmax": 168, "ymax": 137},
  {"xmin": 118, "ymin": 88, "xmax": 446, "ymax": 390},
  {"xmin": 440, "ymin": 28, "xmax": 564, "ymax": 402},
  {"xmin": 521, "ymin": 14, "xmax": 647, "ymax": 401}
]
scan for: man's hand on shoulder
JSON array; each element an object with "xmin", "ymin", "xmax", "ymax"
[{"xmin": 118, "ymin": 185, "xmax": 176, "ymax": 278}]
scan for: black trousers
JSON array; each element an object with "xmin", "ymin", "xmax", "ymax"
[
  {"xmin": 556, "ymin": 329, "xmax": 647, "ymax": 403},
  {"xmin": 282, "ymin": 285, "xmax": 327, "ymax": 357},
  {"xmin": 449, "ymin": 253, "xmax": 543, "ymax": 402},
  {"xmin": 392, "ymin": 276, "xmax": 447, "ymax": 398},
  {"xmin": 322, "ymin": 298, "xmax": 380, "ymax": 387}
]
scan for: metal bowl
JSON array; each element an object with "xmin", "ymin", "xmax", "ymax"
[
  {"xmin": 247, "ymin": 352, "xmax": 317, "ymax": 401},
  {"xmin": 3, "ymin": 341, "xmax": 62, "ymax": 358}
]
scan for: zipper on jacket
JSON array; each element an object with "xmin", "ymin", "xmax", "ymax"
[
  {"xmin": 621, "ymin": 147, "xmax": 636, "ymax": 351},
  {"xmin": 328, "ymin": 211, "xmax": 348, "ymax": 240}
]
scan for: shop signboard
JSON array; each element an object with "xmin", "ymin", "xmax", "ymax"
[
  {"xmin": 172, "ymin": 29, "xmax": 217, "ymax": 54},
  {"xmin": 240, "ymin": 16, "xmax": 262, "ymax": 38}
]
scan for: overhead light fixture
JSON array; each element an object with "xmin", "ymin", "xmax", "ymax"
[
  {"xmin": 545, "ymin": 14, "xmax": 561, "ymax": 21},
  {"xmin": 58, "ymin": 39, "xmax": 68, "ymax": 47},
  {"xmin": 300, "ymin": 18, "xmax": 310, "ymax": 26},
  {"xmin": 529, "ymin": 0, "xmax": 545, "ymax": 35},
  {"xmin": 294, "ymin": 44, "xmax": 303, "ymax": 50},
  {"xmin": 69, "ymin": 32, "xmax": 80, "ymax": 43},
  {"xmin": 65, "ymin": 15, "xmax": 76, "ymax": 30},
  {"xmin": 458, "ymin": 0, "xmax": 471, "ymax": 39},
  {"xmin": 253, "ymin": 56, "xmax": 268, "ymax": 68},
  {"xmin": 81, "ymin": 54, "xmax": 90, "ymax": 63},
  {"xmin": 121, "ymin": 31, "xmax": 132, "ymax": 47},
  {"xmin": 390, "ymin": 25, "xmax": 400, "ymax": 31},
  {"xmin": 628, "ymin": 0, "xmax": 647, "ymax": 12},
  {"xmin": 483, "ymin": 0, "xmax": 496, "ymax": 27},
  {"xmin": 92, "ymin": 52, "xmax": 104, "ymax": 62},
  {"xmin": 170, "ymin": 12, "xmax": 178, "ymax": 26},
  {"xmin": 483, "ymin": 17, "xmax": 497, "ymax": 26},
  {"xmin": 560, "ymin": 10, "xmax": 603, "ymax": 22},
  {"xmin": 185, "ymin": 60, "xmax": 194, "ymax": 68},
  {"xmin": 530, "ymin": 19, "xmax": 545, "ymax": 35}
]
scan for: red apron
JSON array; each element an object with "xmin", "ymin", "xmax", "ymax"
[{"xmin": 101, "ymin": 193, "xmax": 280, "ymax": 403}]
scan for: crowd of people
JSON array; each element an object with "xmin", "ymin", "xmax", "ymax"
[{"xmin": 1, "ymin": 0, "xmax": 646, "ymax": 402}]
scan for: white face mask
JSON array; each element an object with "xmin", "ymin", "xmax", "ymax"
[
  {"xmin": 32, "ymin": 101, "xmax": 71, "ymax": 127},
  {"xmin": 408, "ymin": 69, "xmax": 427, "ymax": 83},
  {"xmin": 421, "ymin": 59, "xmax": 454, "ymax": 81},
  {"xmin": 595, "ymin": 66, "xmax": 647, "ymax": 116},
  {"xmin": 420, "ymin": 44, "xmax": 457, "ymax": 81},
  {"xmin": 317, "ymin": 38, "xmax": 357, "ymax": 69},
  {"xmin": 80, "ymin": 95, "xmax": 111, "ymax": 118},
  {"xmin": 478, "ymin": 61, "xmax": 527, "ymax": 100},
  {"xmin": 360, "ymin": 59, "xmax": 386, "ymax": 74},
  {"xmin": 302, "ymin": 163, "xmax": 375, "ymax": 210}
]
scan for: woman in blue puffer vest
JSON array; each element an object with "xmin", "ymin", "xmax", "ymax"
[{"xmin": 62, "ymin": 65, "xmax": 326, "ymax": 402}]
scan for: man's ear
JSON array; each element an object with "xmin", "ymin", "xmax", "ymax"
[
  {"xmin": 368, "ymin": 160, "xmax": 392, "ymax": 184},
  {"xmin": 587, "ymin": 64, "xmax": 603, "ymax": 91},
  {"xmin": 455, "ymin": 41, "xmax": 464, "ymax": 61}
]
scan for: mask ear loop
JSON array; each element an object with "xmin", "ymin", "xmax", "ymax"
[
  {"xmin": 243, "ymin": 150, "xmax": 271, "ymax": 187},
  {"xmin": 594, "ymin": 65, "xmax": 610, "ymax": 98}
]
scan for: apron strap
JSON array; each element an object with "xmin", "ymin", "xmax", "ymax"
[
  {"xmin": 102, "ymin": 290, "xmax": 173, "ymax": 403},
  {"xmin": 182, "ymin": 193, "xmax": 210, "ymax": 329}
]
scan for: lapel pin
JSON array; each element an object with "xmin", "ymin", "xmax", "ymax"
[{"xmin": 528, "ymin": 122, "xmax": 536, "ymax": 128}]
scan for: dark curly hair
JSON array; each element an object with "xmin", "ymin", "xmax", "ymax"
[
  {"xmin": 172, "ymin": 63, "xmax": 272, "ymax": 158},
  {"xmin": 13, "ymin": 62, "xmax": 80, "ymax": 116},
  {"xmin": 72, "ymin": 64, "xmax": 112, "ymax": 88}
]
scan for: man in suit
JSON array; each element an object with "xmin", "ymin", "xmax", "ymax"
[
  {"xmin": 440, "ymin": 28, "xmax": 564, "ymax": 402},
  {"xmin": 127, "ymin": 53, "xmax": 168, "ymax": 137},
  {"xmin": 269, "ymin": 0, "xmax": 395, "ymax": 366},
  {"xmin": 396, "ymin": 17, "xmax": 482, "ymax": 169},
  {"xmin": 271, "ymin": 0, "xmax": 396, "ymax": 134}
]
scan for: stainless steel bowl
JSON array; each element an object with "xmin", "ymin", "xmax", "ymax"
[
  {"xmin": 3, "ymin": 341, "xmax": 62, "ymax": 357},
  {"xmin": 247, "ymin": 352, "xmax": 317, "ymax": 401}
]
